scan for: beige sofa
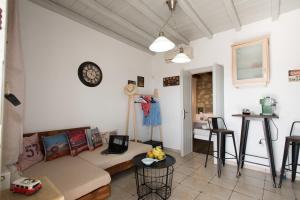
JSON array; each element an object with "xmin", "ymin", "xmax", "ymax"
[{"xmin": 23, "ymin": 127, "xmax": 152, "ymax": 200}]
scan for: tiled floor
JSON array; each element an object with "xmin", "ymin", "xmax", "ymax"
[{"xmin": 108, "ymin": 151, "xmax": 300, "ymax": 200}]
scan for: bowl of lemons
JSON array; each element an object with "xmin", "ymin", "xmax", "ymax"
[{"xmin": 146, "ymin": 146, "xmax": 166, "ymax": 161}]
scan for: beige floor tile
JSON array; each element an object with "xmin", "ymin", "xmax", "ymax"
[
  {"xmin": 264, "ymin": 180, "xmax": 295, "ymax": 199},
  {"xmin": 237, "ymin": 174, "xmax": 265, "ymax": 188},
  {"xmin": 181, "ymin": 159, "xmax": 203, "ymax": 169},
  {"xmin": 263, "ymin": 190, "xmax": 295, "ymax": 200},
  {"xmin": 200, "ymin": 183, "xmax": 232, "ymax": 200},
  {"xmin": 108, "ymin": 186, "xmax": 134, "ymax": 200},
  {"xmin": 194, "ymin": 192, "xmax": 226, "ymax": 200},
  {"xmin": 234, "ymin": 182, "xmax": 263, "ymax": 199},
  {"xmin": 230, "ymin": 191, "xmax": 256, "ymax": 200},
  {"xmin": 239, "ymin": 168, "xmax": 266, "ymax": 180},
  {"xmin": 111, "ymin": 175, "xmax": 137, "ymax": 195},
  {"xmin": 210, "ymin": 175, "xmax": 238, "ymax": 190},
  {"xmin": 192, "ymin": 166, "xmax": 216, "ymax": 181},
  {"xmin": 180, "ymin": 176, "xmax": 208, "ymax": 192},
  {"xmin": 175, "ymin": 165, "xmax": 195, "ymax": 176},
  {"xmin": 173, "ymin": 171, "xmax": 189, "ymax": 183},
  {"xmin": 170, "ymin": 184, "xmax": 201, "ymax": 200}
]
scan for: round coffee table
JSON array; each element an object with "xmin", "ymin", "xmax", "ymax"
[{"xmin": 133, "ymin": 153, "xmax": 176, "ymax": 200}]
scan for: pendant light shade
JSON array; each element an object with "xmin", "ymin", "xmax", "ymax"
[
  {"xmin": 172, "ymin": 47, "xmax": 191, "ymax": 63},
  {"xmin": 149, "ymin": 32, "xmax": 175, "ymax": 53}
]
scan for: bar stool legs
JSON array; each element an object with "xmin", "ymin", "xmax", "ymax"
[
  {"xmin": 279, "ymin": 140, "xmax": 289, "ymax": 188},
  {"xmin": 291, "ymin": 143, "xmax": 299, "ymax": 182},
  {"xmin": 232, "ymin": 133, "xmax": 239, "ymax": 167},
  {"xmin": 204, "ymin": 131, "xmax": 239, "ymax": 178},
  {"xmin": 205, "ymin": 131, "xmax": 212, "ymax": 168},
  {"xmin": 279, "ymin": 139, "xmax": 300, "ymax": 188}
]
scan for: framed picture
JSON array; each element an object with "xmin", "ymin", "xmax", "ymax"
[
  {"xmin": 163, "ymin": 76, "xmax": 180, "ymax": 87},
  {"xmin": 137, "ymin": 76, "xmax": 144, "ymax": 87},
  {"xmin": 232, "ymin": 36, "xmax": 270, "ymax": 87},
  {"xmin": 128, "ymin": 80, "xmax": 136, "ymax": 85}
]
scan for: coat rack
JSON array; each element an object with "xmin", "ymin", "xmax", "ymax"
[{"xmin": 125, "ymin": 87, "xmax": 163, "ymax": 144}]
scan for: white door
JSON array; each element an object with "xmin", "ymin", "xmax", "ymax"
[
  {"xmin": 212, "ymin": 64, "xmax": 224, "ymax": 117},
  {"xmin": 181, "ymin": 70, "xmax": 193, "ymax": 156}
]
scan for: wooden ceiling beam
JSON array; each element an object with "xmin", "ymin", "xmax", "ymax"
[
  {"xmin": 29, "ymin": 0, "xmax": 154, "ymax": 55},
  {"xmin": 222, "ymin": 0, "xmax": 241, "ymax": 31},
  {"xmin": 271, "ymin": 0, "xmax": 281, "ymax": 20},
  {"xmin": 125, "ymin": 0, "xmax": 189, "ymax": 45},
  {"xmin": 80, "ymin": 0, "xmax": 155, "ymax": 42},
  {"xmin": 178, "ymin": 0, "xmax": 213, "ymax": 39}
]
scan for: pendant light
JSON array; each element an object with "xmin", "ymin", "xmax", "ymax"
[
  {"xmin": 149, "ymin": 0, "xmax": 177, "ymax": 53},
  {"xmin": 172, "ymin": 47, "xmax": 191, "ymax": 63},
  {"xmin": 149, "ymin": 32, "xmax": 175, "ymax": 52}
]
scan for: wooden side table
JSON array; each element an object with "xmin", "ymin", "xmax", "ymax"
[{"xmin": 0, "ymin": 176, "xmax": 64, "ymax": 200}]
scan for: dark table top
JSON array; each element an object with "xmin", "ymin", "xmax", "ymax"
[
  {"xmin": 133, "ymin": 153, "xmax": 176, "ymax": 169},
  {"xmin": 232, "ymin": 114, "xmax": 279, "ymax": 119}
]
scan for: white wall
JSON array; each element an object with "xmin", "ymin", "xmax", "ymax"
[
  {"xmin": 0, "ymin": 0, "xmax": 7, "ymax": 174},
  {"xmin": 19, "ymin": 0, "xmax": 300, "ymax": 171},
  {"xmin": 19, "ymin": 0, "xmax": 153, "ymax": 141},
  {"xmin": 151, "ymin": 9, "xmax": 300, "ymax": 170}
]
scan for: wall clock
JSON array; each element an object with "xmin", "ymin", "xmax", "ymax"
[{"xmin": 78, "ymin": 61, "xmax": 102, "ymax": 87}]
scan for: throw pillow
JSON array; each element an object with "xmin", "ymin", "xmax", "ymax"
[
  {"xmin": 17, "ymin": 134, "xmax": 44, "ymax": 171},
  {"xmin": 42, "ymin": 133, "xmax": 70, "ymax": 161},
  {"xmin": 85, "ymin": 128, "xmax": 103, "ymax": 151},
  {"xmin": 101, "ymin": 130, "xmax": 117, "ymax": 144},
  {"xmin": 66, "ymin": 129, "xmax": 89, "ymax": 156}
]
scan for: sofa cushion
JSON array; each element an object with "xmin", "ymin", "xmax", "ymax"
[
  {"xmin": 42, "ymin": 133, "xmax": 70, "ymax": 161},
  {"xmin": 85, "ymin": 128, "xmax": 102, "ymax": 151},
  {"xmin": 66, "ymin": 129, "xmax": 89, "ymax": 156},
  {"xmin": 78, "ymin": 141, "xmax": 152, "ymax": 169},
  {"xmin": 18, "ymin": 133, "xmax": 44, "ymax": 171},
  {"xmin": 23, "ymin": 156, "xmax": 111, "ymax": 200}
]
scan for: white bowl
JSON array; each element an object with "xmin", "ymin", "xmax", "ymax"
[{"xmin": 142, "ymin": 158, "xmax": 156, "ymax": 165}]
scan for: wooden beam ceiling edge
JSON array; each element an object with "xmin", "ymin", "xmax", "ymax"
[
  {"xmin": 125, "ymin": 0, "xmax": 190, "ymax": 45},
  {"xmin": 80, "ymin": 0, "xmax": 155, "ymax": 42},
  {"xmin": 178, "ymin": 0, "xmax": 213, "ymax": 39},
  {"xmin": 29, "ymin": 0, "xmax": 154, "ymax": 55},
  {"xmin": 222, "ymin": 0, "xmax": 241, "ymax": 31},
  {"xmin": 271, "ymin": 0, "xmax": 281, "ymax": 20}
]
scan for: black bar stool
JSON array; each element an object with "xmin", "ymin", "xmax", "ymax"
[
  {"xmin": 279, "ymin": 121, "xmax": 300, "ymax": 187},
  {"xmin": 204, "ymin": 117, "xmax": 239, "ymax": 177}
]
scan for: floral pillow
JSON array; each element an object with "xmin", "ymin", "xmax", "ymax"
[
  {"xmin": 42, "ymin": 133, "xmax": 70, "ymax": 161},
  {"xmin": 18, "ymin": 134, "xmax": 44, "ymax": 171},
  {"xmin": 85, "ymin": 128, "xmax": 103, "ymax": 151},
  {"xmin": 66, "ymin": 129, "xmax": 89, "ymax": 156}
]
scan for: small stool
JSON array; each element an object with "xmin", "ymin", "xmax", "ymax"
[
  {"xmin": 204, "ymin": 117, "xmax": 239, "ymax": 177},
  {"xmin": 279, "ymin": 121, "xmax": 300, "ymax": 188}
]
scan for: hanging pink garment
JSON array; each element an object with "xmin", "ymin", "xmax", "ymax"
[{"xmin": 141, "ymin": 96, "xmax": 151, "ymax": 117}]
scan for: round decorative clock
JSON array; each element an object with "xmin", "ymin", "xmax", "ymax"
[{"xmin": 78, "ymin": 61, "xmax": 102, "ymax": 87}]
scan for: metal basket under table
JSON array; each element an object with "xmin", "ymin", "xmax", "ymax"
[{"xmin": 133, "ymin": 153, "xmax": 176, "ymax": 200}]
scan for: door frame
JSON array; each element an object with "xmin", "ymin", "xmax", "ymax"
[{"xmin": 180, "ymin": 64, "xmax": 224, "ymax": 156}]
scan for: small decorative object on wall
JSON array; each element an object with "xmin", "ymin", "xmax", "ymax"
[
  {"xmin": 0, "ymin": 8, "xmax": 2, "ymax": 30},
  {"xmin": 232, "ymin": 36, "xmax": 270, "ymax": 87},
  {"xmin": 163, "ymin": 76, "xmax": 180, "ymax": 87},
  {"xmin": 288, "ymin": 69, "xmax": 300, "ymax": 82},
  {"xmin": 78, "ymin": 61, "xmax": 102, "ymax": 87},
  {"xmin": 137, "ymin": 76, "xmax": 144, "ymax": 87},
  {"xmin": 128, "ymin": 80, "xmax": 136, "ymax": 85}
]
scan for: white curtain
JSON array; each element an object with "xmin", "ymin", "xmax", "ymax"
[{"xmin": 2, "ymin": 0, "xmax": 24, "ymax": 170}]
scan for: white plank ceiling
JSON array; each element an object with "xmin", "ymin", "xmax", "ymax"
[{"xmin": 30, "ymin": 0, "xmax": 300, "ymax": 54}]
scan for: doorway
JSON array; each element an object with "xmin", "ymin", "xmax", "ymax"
[
  {"xmin": 181, "ymin": 65, "xmax": 224, "ymax": 156},
  {"xmin": 192, "ymin": 72, "xmax": 213, "ymax": 154}
]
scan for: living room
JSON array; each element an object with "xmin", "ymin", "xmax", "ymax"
[{"xmin": 1, "ymin": 0, "xmax": 300, "ymax": 200}]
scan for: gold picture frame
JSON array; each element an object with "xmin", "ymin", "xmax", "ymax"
[{"xmin": 232, "ymin": 36, "xmax": 270, "ymax": 87}]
